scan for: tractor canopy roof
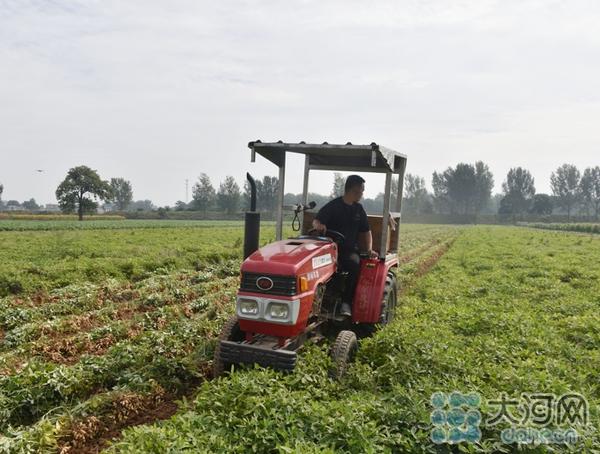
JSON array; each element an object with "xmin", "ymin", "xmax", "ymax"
[{"xmin": 248, "ymin": 140, "xmax": 407, "ymax": 174}]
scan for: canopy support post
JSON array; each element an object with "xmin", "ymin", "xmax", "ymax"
[
  {"xmin": 393, "ymin": 160, "xmax": 407, "ymax": 252},
  {"xmin": 276, "ymin": 153, "xmax": 286, "ymax": 241},
  {"xmin": 380, "ymin": 172, "xmax": 392, "ymax": 260}
]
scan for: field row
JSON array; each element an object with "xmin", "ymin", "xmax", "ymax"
[
  {"xmin": 518, "ymin": 222, "xmax": 600, "ymax": 234},
  {"xmin": 0, "ymin": 215, "xmax": 125, "ymax": 223},
  {"xmin": 0, "ymin": 225, "xmax": 460, "ymax": 452},
  {"xmin": 0, "ymin": 219, "xmax": 255, "ymax": 231}
]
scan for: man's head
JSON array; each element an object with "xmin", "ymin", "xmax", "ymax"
[{"xmin": 344, "ymin": 175, "xmax": 365, "ymax": 202}]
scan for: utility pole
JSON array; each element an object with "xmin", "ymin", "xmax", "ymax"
[{"xmin": 185, "ymin": 179, "xmax": 189, "ymax": 203}]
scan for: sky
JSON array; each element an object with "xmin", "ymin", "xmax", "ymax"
[{"xmin": 1, "ymin": 0, "xmax": 600, "ymax": 206}]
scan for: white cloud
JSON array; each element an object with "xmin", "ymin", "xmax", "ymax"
[{"xmin": 1, "ymin": 0, "xmax": 599, "ymax": 204}]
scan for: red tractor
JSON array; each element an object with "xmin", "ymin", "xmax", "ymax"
[{"xmin": 214, "ymin": 141, "xmax": 407, "ymax": 378}]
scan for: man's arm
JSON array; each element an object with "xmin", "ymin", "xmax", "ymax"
[
  {"xmin": 312, "ymin": 199, "xmax": 334, "ymax": 233},
  {"xmin": 358, "ymin": 231, "xmax": 373, "ymax": 253},
  {"xmin": 357, "ymin": 206, "xmax": 376, "ymax": 257}
]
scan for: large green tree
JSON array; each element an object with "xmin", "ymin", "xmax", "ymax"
[
  {"xmin": 217, "ymin": 176, "xmax": 241, "ymax": 214},
  {"xmin": 579, "ymin": 166, "xmax": 600, "ymax": 219},
  {"xmin": 500, "ymin": 167, "xmax": 536, "ymax": 220},
  {"xmin": 55, "ymin": 166, "xmax": 111, "ymax": 220},
  {"xmin": 550, "ymin": 164, "xmax": 581, "ymax": 220},
  {"xmin": 109, "ymin": 178, "xmax": 133, "ymax": 211},
  {"xmin": 258, "ymin": 176, "xmax": 278, "ymax": 213},
  {"xmin": 192, "ymin": 173, "xmax": 216, "ymax": 214},
  {"xmin": 448, "ymin": 163, "xmax": 476, "ymax": 215},
  {"xmin": 403, "ymin": 174, "xmax": 429, "ymax": 215},
  {"xmin": 0, "ymin": 183, "xmax": 3, "ymax": 202},
  {"xmin": 243, "ymin": 176, "xmax": 279, "ymax": 212},
  {"xmin": 431, "ymin": 171, "xmax": 450, "ymax": 214},
  {"xmin": 432, "ymin": 162, "xmax": 494, "ymax": 215},
  {"xmin": 474, "ymin": 161, "xmax": 494, "ymax": 215}
]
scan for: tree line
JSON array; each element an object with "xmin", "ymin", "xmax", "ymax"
[
  {"xmin": 428, "ymin": 163, "xmax": 600, "ymax": 221},
  {"xmin": 313, "ymin": 163, "xmax": 599, "ymax": 221},
  {"xmin": 1, "ymin": 162, "xmax": 598, "ymax": 220}
]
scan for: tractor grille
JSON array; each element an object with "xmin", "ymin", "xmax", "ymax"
[{"xmin": 240, "ymin": 273, "xmax": 297, "ymax": 296}]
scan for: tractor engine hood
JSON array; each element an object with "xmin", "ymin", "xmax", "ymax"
[{"xmin": 241, "ymin": 238, "xmax": 337, "ymax": 276}]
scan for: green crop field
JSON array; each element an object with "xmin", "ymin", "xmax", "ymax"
[
  {"xmin": 0, "ymin": 222, "xmax": 598, "ymax": 453},
  {"xmin": 0, "ymin": 220, "xmax": 273, "ymax": 296}
]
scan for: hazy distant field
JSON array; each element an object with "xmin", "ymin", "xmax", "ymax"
[
  {"xmin": 0, "ymin": 219, "xmax": 250, "ymax": 231},
  {"xmin": 519, "ymin": 222, "xmax": 600, "ymax": 234}
]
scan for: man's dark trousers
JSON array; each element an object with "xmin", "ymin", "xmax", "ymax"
[{"xmin": 338, "ymin": 251, "xmax": 361, "ymax": 305}]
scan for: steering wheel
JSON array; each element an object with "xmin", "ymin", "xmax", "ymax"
[{"xmin": 308, "ymin": 228, "xmax": 345, "ymax": 244}]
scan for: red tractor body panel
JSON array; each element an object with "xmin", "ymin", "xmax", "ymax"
[
  {"xmin": 241, "ymin": 238, "xmax": 337, "ymax": 276},
  {"xmin": 238, "ymin": 238, "xmax": 337, "ymax": 338},
  {"xmin": 352, "ymin": 256, "xmax": 398, "ymax": 323}
]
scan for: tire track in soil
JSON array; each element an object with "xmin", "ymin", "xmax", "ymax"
[
  {"xmin": 398, "ymin": 238, "xmax": 456, "ymax": 297},
  {"xmin": 57, "ymin": 376, "xmax": 208, "ymax": 454}
]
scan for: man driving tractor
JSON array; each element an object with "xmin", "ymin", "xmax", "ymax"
[
  {"xmin": 312, "ymin": 175, "xmax": 376, "ymax": 317},
  {"xmin": 213, "ymin": 141, "xmax": 406, "ymax": 377}
]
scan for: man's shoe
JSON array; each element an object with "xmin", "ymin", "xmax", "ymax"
[{"xmin": 340, "ymin": 302, "xmax": 352, "ymax": 317}]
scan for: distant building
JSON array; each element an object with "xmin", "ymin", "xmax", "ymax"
[{"xmin": 44, "ymin": 204, "xmax": 61, "ymax": 212}]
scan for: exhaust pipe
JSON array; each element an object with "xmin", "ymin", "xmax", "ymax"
[{"xmin": 244, "ymin": 173, "xmax": 260, "ymax": 259}]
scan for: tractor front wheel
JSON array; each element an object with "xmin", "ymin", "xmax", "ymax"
[
  {"xmin": 213, "ymin": 316, "xmax": 244, "ymax": 378},
  {"xmin": 330, "ymin": 330, "xmax": 358, "ymax": 379}
]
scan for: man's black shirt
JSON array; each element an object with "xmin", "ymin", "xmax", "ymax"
[{"xmin": 315, "ymin": 197, "xmax": 370, "ymax": 254}]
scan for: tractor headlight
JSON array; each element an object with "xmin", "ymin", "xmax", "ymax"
[
  {"xmin": 239, "ymin": 299, "xmax": 259, "ymax": 315},
  {"xmin": 268, "ymin": 302, "xmax": 289, "ymax": 319}
]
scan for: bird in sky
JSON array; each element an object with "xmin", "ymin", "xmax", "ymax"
[{"xmin": 35, "ymin": 169, "xmax": 44, "ymax": 173}]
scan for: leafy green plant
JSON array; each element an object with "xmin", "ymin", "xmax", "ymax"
[
  {"xmin": 0, "ymin": 223, "xmax": 459, "ymax": 452},
  {"xmin": 108, "ymin": 226, "xmax": 599, "ymax": 453}
]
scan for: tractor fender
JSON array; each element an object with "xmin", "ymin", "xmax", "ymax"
[{"xmin": 351, "ymin": 256, "xmax": 398, "ymax": 324}]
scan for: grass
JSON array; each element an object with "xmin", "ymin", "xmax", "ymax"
[
  {"xmin": 109, "ymin": 226, "xmax": 599, "ymax": 453},
  {"xmin": 0, "ymin": 223, "xmax": 456, "ymax": 452},
  {"xmin": 7, "ymin": 223, "xmax": 595, "ymax": 452}
]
